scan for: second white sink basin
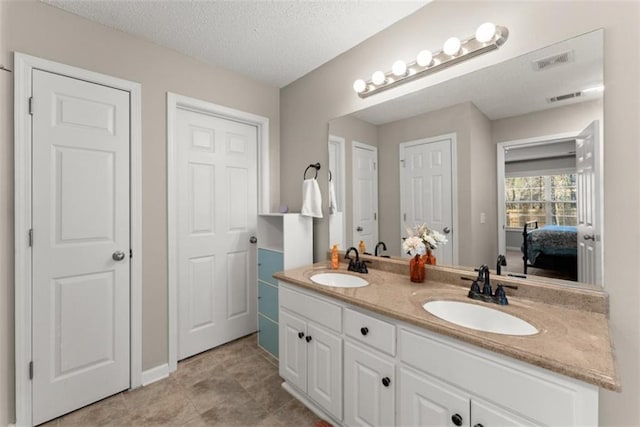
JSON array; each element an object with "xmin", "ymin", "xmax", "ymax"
[
  {"xmin": 310, "ymin": 273, "xmax": 369, "ymax": 288},
  {"xmin": 423, "ymin": 300, "xmax": 538, "ymax": 336}
]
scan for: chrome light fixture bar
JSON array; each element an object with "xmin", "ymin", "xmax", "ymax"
[{"xmin": 353, "ymin": 23, "xmax": 509, "ymax": 99}]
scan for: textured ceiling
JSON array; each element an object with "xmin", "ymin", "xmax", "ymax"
[
  {"xmin": 351, "ymin": 29, "xmax": 603, "ymax": 123},
  {"xmin": 43, "ymin": 0, "xmax": 428, "ymax": 88}
]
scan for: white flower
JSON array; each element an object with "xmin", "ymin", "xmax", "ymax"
[
  {"xmin": 402, "ymin": 236, "xmax": 426, "ymax": 256},
  {"xmin": 403, "ymin": 222, "xmax": 448, "ymax": 251}
]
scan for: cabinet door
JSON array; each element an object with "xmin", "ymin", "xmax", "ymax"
[
  {"xmin": 279, "ymin": 310, "xmax": 307, "ymax": 391},
  {"xmin": 344, "ymin": 342, "xmax": 395, "ymax": 427},
  {"xmin": 258, "ymin": 249, "xmax": 283, "ymax": 286},
  {"xmin": 398, "ymin": 367, "xmax": 469, "ymax": 427},
  {"xmin": 471, "ymin": 399, "xmax": 540, "ymax": 427},
  {"xmin": 307, "ymin": 323, "xmax": 343, "ymax": 421}
]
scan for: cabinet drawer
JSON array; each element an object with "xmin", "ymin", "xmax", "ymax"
[
  {"xmin": 258, "ymin": 249, "xmax": 283, "ymax": 286},
  {"xmin": 280, "ymin": 285, "xmax": 342, "ymax": 333},
  {"xmin": 258, "ymin": 281, "xmax": 278, "ymax": 322},
  {"xmin": 399, "ymin": 328, "xmax": 593, "ymax": 426},
  {"xmin": 258, "ymin": 314, "xmax": 279, "ymax": 358},
  {"xmin": 344, "ymin": 308, "xmax": 396, "ymax": 356}
]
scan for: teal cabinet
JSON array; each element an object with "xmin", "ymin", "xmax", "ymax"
[
  {"xmin": 258, "ymin": 314, "xmax": 279, "ymax": 358},
  {"xmin": 258, "ymin": 249, "xmax": 283, "ymax": 285},
  {"xmin": 258, "ymin": 281, "xmax": 278, "ymax": 322},
  {"xmin": 256, "ymin": 214, "xmax": 313, "ymax": 360}
]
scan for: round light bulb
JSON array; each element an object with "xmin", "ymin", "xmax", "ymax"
[
  {"xmin": 392, "ymin": 60, "xmax": 407, "ymax": 77},
  {"xmin": 443, "ymin": 37, "xmax": 461, "ymax": 56},
  {"xmin": 475, "ymin": 22, "xmax": 497, "ymax": 43},
  {"xmin": 371, "ymin": 71, "xmax": 386, "ymax": 85},
  {"xmin": 353, "ymin": 79, "xmax": 367, "ymax": 93},
  {"xmin": 416, "ymin": 50, "xmax": 433, "ymax": 67}
]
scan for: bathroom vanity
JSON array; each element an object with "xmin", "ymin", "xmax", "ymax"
[{"xmin": 274, "ymin": 259, "xmax": 618, "ymax": 427}]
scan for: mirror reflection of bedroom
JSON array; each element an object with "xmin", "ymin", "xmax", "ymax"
[{"xmin": 498, "ymin": 119, "xmax": 602, "ymax": 285}]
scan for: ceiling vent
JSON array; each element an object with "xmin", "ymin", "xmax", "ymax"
[
  {"xmin": 548, "ymin": 91, "xmax": 582, "ymax": 103},
  {"xmin": 532, "ymin": 50, "xmax": 574, "ymax": 71}
]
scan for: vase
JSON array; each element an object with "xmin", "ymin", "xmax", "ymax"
[
  {"xmin": 425, "ymin": 249, "xmax": 436, "ymax": 265},
  {"xmin": 409, "ymin": 254, "xmax": 426, "ymax": 283}
]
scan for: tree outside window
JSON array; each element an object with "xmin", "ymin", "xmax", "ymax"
[{"xmin": 505, "ymin": 174, "xmax": 577, "ymax": 228}]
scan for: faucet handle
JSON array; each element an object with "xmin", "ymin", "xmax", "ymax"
[
  {"xmin": 359, "ymin": 260, "xmax": 372, "ymax": 274},
  {"xmin": 494, "ymin": 284, "xmax": 508, "ymax": 305}
]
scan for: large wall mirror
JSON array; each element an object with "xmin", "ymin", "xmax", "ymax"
[{"xmin": 327, "ymin": 29, "xmax": 603, "ymax": 287}]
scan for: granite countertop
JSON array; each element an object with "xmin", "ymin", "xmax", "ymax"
[{"xmin": 273, "ymin": 261, "xmax": 620, "ymax": 392}]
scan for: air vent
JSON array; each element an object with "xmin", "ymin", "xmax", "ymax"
[
  {"xmin": 548, "ymin": 91, "xmax": 582, "ymax": 103},
  {"xmin": 532, "ymin": 50, "xmax": 574, "ymax": 71}
]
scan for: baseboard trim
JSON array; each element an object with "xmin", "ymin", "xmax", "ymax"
[
  {"xmin": 141, "ymin": 363, "xmax": 170, "ymax": 386},
  {"xmin": 281, "ymin": 381, "xmax": 341, "ymax": 426}
]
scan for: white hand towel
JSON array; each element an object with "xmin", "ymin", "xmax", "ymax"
[
  {"xmin": 328, "ymin": 179, "xmax": 338, "ymax": 215},
  {"xmin": 301, "ymin": 178, "xmax": 323, "ymax": 218}
]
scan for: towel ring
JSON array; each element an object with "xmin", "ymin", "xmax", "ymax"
[{"xmin": 304, "ymin": 162, "xmax": 321, "ymax": 180}]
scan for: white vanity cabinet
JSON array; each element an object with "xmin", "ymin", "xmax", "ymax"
[
  {"xmin": 279, "ymin": 284, "xmax": 343, "ymax": 421},
  {"xmin": 278, "ymin": 281, "xmax": 599, "ymax": 427},
  {"xmin": 342, "ymin": 307, "xmax": 397, "ymax": 426}
]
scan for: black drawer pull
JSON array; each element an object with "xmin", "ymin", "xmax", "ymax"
[
  {"xmin": 360, "ymin": 327, "xmax": 369, "ymax": 336},
  {"xmin": 381, "ymin": 377, "xmax": 391, "ymax": 387},
  {"xmin": 305, "ymin": 336, "xmax": 312, "ymax": 342},
  {"xmin": 298, "ymin": 332, "xmax": 304, "ymax": 339},
  {"xmin": 451, "ymin": 414, "xmax": 463, "ymax": 426}
]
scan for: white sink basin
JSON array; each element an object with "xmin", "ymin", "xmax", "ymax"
[
  {"xmin": 310, "ymin": 273, "xmax": 369, "ymax": 288},
  {"xmin": 423, "ymin": 300, "xmax": 538, "ymax": 336}
]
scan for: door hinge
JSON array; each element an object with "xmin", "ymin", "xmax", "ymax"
[
  {"xmin": 373, "ymin": 162, "xmax": 377, "ymax": 171},
  {"xmin": 374, "ymin": 213, "xmax": 377, "ymax": 221},
  {"xmin": 400, "ymin": 159, "xmax": 406, "ymax": 168},
  {"xmin": 28, "ymin": 229, "xmax": 33, "ymax": 247},
  {"xmin": 28, "ymin": 97, "xmax": 33, "ymax": 115},
  {"xmin": 403, "ymin": 213, "xmax": 407, "ymax": 221},
  {"xmin": 29, "ymin": 361, "xmax": 33, "ymax": 380},
  {"xmin": 130, "ymin": 249, "xmax": 133, "ymax": 259}
]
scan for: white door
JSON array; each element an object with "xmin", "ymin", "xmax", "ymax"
[
  {"xmin": 307, "ymin": 323, "xmax": 342, "ymax": 420},
  {"xmin": 576, "ymin": 120, "xmax": 601, "ymax": 285},
  {"xmin": 398, "ymin": 367, "xmax": 469, "ymax": 427},
  {"xmin": 352, "ymin": 142, "xmax": 378, "ymax": 253},
  {"xmin": 401, "ymin": 138, "xmax": 454, "ymax": 264},
  {"xmin": 344, "ymin": 342, "xmax": 394, "ymax": 427},
  {"xmin": 176, "ymin": 107, "xmax": 258, "ymax": 359},
  {"xmin": 31, "ymin": 70, "xmax": 131, "ymax": 424}
]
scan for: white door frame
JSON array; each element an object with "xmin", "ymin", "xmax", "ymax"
[
  {"xmin": 496, "ymin": 131, "xmax": 581, "ymax": 255},
  {"xmin": 328, "ymin": 134, "xmax": 346, "ymax": 248},
  {"xmin": 167, "ymin": 92, "xmax": 270, "ymax": 372},
  {"xmin": 399, "ymin": 133, "xmax": 459, "ymax": 265},
  {"xmin": 14, "ymin": 53, "xmax": 143, "ymax": 427}
]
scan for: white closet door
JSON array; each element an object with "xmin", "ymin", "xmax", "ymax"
[
  {"xmin": 352, "ymin": 142, "xmax": 379, "ymax": 252},
  {"xmin": 31, "ymin": 70, "xmax": 131, "ymax": 424},
  {"xmin": 176, "ymin": 107, "xmax": 258, "ymax": 359}
]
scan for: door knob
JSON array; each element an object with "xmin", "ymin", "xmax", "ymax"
[
  {"xmin": 443, "ymin": 227, "xmax": 451, "ymax": 234},
  {"xmin": 249, "ymin": 236, "xmax": 258, "ymax": 244},
  {"xmin": 451, "ymin": 414, "xmax": 463, "ymax": 426},
  {"xmin": 360, "ymin": 327, "xmax": 369, "ymax": 336},
  {"xmin": 112, "ymin": 251, "xmax": 126, "ymax": 261},
  {"xmin": 583, "ymin": 234, "xmax": 595, "ymax": 241},
  {"xmin": 381, "ymin": 377, "xmax": 391, "ymax": 387},
  {"xmin": 356, "ymin": 226, "xmax": 363, "ymax": 232}
]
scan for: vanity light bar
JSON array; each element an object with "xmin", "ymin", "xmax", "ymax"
[{"xmin": 353, "ymin": 23, "xmax": 509, "ymax": 99}]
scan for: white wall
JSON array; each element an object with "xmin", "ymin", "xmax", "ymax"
[
  {"xmin": 280, "ymin": 1, "xmax": 640, "ymax": 425},
  {"xmin": 0, "ymin": 2, "xmax": 280, "ymax": 424}
]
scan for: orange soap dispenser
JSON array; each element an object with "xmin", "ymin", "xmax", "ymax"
[
  {"xmin": 331, "ymin": 244, "xmax": 339, "ymax": 270},
  {"xmin": 359, "ymin": 240, "xmax": 366, "ymax": 255}
]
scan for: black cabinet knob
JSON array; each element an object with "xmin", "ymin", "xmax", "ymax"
[
  {"xmin": 381, "ymin": 377, "xmax": 391, "ymax": 387},
  {"xmin": 451, "ymin": 414, "xmax": 463, "ymax": 426},
  {"xmin": 360, "ymin": 327, "xmax": 369, "ymax": 336},
  {"xmin": 305, "ymin": 336, "xmax": 312, "ymax": 342},
  {"xmin": 297, "ymin": 332, "xmax": 304, "ymax": 339}
]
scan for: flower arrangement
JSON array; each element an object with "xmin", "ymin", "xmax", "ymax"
[{"xmin": 402, "ymin": 223, "xmax": 448, "ymax": 256}]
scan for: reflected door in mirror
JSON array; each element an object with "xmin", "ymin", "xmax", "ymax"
[
  {"xmin": 401, "ymin": 136, "xmax": 454, "ymax": 265},
  {"xmin": 353, "ymin": 142, "xmax": 379, "ymax": 252}
]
